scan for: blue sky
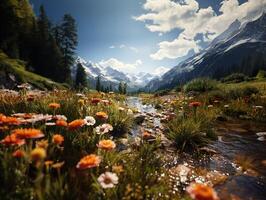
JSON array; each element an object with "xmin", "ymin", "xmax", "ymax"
[{"xmin": 29, "ymin": 0, "xmax": 264, "ymax": 74}]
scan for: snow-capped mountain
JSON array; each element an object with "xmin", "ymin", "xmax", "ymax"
[
  {"xmin": 145, "ymin": 13, "xmax": 266, "ymax": 91},
  {"xmin": 72, "ymin": 57, "xmax": 158, "ymax": 91}
]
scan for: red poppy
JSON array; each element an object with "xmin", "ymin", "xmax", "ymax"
[{"xmin": 189, "ymin": 101, "xmax": 202, "ymax": 108}]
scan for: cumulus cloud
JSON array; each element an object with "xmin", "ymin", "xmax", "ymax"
[
  {"xmin": 150, "ymin": 34, "xmax": 200, "ymax": 60},
  {"xmin": 135, "ymin": 0, "xmax": 266, "ymax": 60},
  {"xmin": 99, "ymin": 58, "xmax": 142, "ymax": 72}
]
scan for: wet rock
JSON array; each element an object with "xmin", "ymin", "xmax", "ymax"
[
  {"xmin": 160, "ymin": 134, "xmax": 173, "ymax": 148},
  {"xmin": 178, "ymin": 164, "xmax": 191, "ymax": 183},
  {"xmin": 199, "ymin": 147, "xmax": 218, "ymax": 154},
  {"xmin": 134, "ymin": 114, "xmax": 146, "ymax": 124},
  {"xmin": 155, "ymin": 104, "xmax": 162, "ymax": 109},
  {"xmin": 131, "ymin": 136, "xmax": 141, "ymax": 146},
  {"xmin": 244, "ymin": 169, "xmax": 259, "ymax": 177},
  {"xmin": 256, "ymin": 132, "xmax": 266, "ymax": 137},
  {"xmin": 230, "ymin": 127, "xmax": 248, "ymax": 133},
  {"xmin": 257, "ymin": 136, "xmax": 265, "ymax": 141},
  {"xmin": 239, "ymin": 115, "xmax": 252, "ymax": 120},
  {"xmin": 206, "ymin": 171, "xmax": 228, "ymax": 186}
]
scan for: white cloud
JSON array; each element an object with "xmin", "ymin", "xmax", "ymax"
[
  {"xmin": 99, "ymin": 58, "xmax": 142, "ymax": 72},
  {"xmin": 109, "ymin": 44, "xmax": 139, "ymax": 53},
  {"xmin": 150, "ymin": 33, "xmax": 200, "ymax": 60},
  {"xmin": 135, "ymin": 0, "xmax": 266, "ymax": 60},
  {"xmin": 152, "ymin": 66, "xmax": 170, "ymax": 76}
]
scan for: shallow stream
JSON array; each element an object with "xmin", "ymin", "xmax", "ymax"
[{"xmin": 127, "ymin": 96, "xmax": 266, "ymax": 200}]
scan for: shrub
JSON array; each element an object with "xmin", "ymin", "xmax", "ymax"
[
  {"xmin": 222, "ymin": 99, "xmax": 248, "ymax": 117},
  {"xmin": 256, "ymin": 70, "xmax": 266, "ymax": 79},
  {"xmin": 108, "ymin": 106, "xmax": 133, "ymax": 137},
  {"xmin": 227, "ymin": 86, "xmax": 259, "ymax": 100},
  {"xmin": 221, "ymin": 73, "xmax": 248, "ymax": 83},
  {"xmin": 184, "ymin": 78, "xmax": 218, "ymax": 93},
  {"xmin": 166, "ymin": 118, "xmax": 211, "ymax": 152},
  {"xmin": 206, "ymin": 90, "xmax": 226, "ymax": 103},
  {"xmin": 154, "ymin": 89, "xmax": 171, "ymax": 97}
]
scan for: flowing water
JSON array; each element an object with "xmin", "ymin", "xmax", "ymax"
[
  {"xmin": 127, "ymin": 96, "xmax": 161, "ymax": 136},
  {"xmin": 127, "ymin": 96, "xmax": 266, "ymax": 200}
]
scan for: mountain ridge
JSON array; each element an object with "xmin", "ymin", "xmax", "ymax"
[
  {"xmin": 145, "ymin": 12, "xmax": 266, "ymax": 91},
  {"xmin": 72, "ymin": 56, "xmax": 162, "ymax": 91}
]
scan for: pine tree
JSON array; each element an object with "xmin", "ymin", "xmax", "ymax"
[
  {"xmin": 59, "ymin": 14, "xmax": 78, "ymax": 83},
  {"xmin": 96, "ymin": 76, "xmax": 101, "ymax": 92},
  {"xmin": 75, "ymin": 63, "xmax": 87, "ymax": 89},
  {"xmin": 100, "ymin": 85, "xmax": 104, "ymax": 92},
  {"xmin": 29, "ymin": 5, "xmax": 64, "ymax": 82},
  {"xmin": 0, "ymin": 0, "xmax": 35, "ymax": 58},
  {"xmin": 118, "ymin": 82, "xmax": 123, "ymax": 94},
  {"xmin": 123, "ymin": 83, "xmax": 127, "ymax": 94},
  {"xmin": 109, "ymin": 83, "xmax": 113, "ymax": 92}
]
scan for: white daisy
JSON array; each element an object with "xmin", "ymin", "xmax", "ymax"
[
  {"xmin": 84, "ymin": 116, "xmax": 96, "ymax": 126},
  {"xmin": 95, "ymin": 124, "xmax": 113, "ymax": 135},
  {"xmin": 97, "ymin": 172, "xmax": 118, "ymax": 189}
]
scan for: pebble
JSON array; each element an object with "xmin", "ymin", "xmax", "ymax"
[
  {"xmin": 257, "ymin": 136, "xmax": 265, "ymax": 141},
  {"xmin": 256, "ymin": 132, "xmax": 266, "ymax": 137}
]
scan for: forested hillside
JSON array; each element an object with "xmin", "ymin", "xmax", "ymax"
[{"xmin": 0, "ymin": 0, "xmax": 83, "ymax": 88}]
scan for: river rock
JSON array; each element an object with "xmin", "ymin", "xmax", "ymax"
[
  {"xmin": 160, "ymin": 134, "xmax": 173, "ymax": 148},
  {"xmin": 206, "ymin": 171, "xmax": 228, "ymax": 186},
  {"xmin": 199, "ymin": 147, "xmax": 218, "ymax": 154},
  {"xmin": 256, "ymin": 132, "xmax": 266, "ymax": 137},
  {"xmin": 257, "ymin": 136, "xmax": 265, "ymax": 141},
  {"xmin": 239, "ymin": 115, "xmax": 252, "ymax": 120},
  {"xmin": 134, "ymin": 114, "xmax": 146, "ymax": 124}
]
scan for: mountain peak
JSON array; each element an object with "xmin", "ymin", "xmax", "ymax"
[
  {"xmin": 73, "ymin": 57, "xmax": 160, "ymax": 91},
  {"xmin": 145, "ymin": 13, "xmax": 266, "ymax": 91}
]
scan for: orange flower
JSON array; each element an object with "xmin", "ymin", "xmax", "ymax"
[
  {"xmin": 142, "ymin": 131, "xmax": 151, "ymax": 139},
  {"xmin": 2, "ymin": 117, "xmax": 21, "ymax": 126},
  {"xmin": 0, "ymin": 134, "xmax": 25, "ymax": 146},
  {"xmin": 12, "ymin": 149, "xmax": 25, "ymax": 158},
  {"xmin": 98, "ymin": 139, "xmax": 116, "ymax": 151},
  {"xmin": 36, "ymin": 139, "xmax": 49, "ymax": 149},
  {"xmin": 49, "ymin": 103, "xmax": 60, "ymax": 109},
  {"xmin": 31, "ymin": 147, "xmax": 46, "ymax": 161},
  {"xmin": 186, "ymin": 183, "xmax": 219, "ymax": 200},
  {"xmin": 52, "ymin": 134, "xmax": 64, "ymax": 145},
  {"xmin": 76, "ymin": 154, "xmax": 101, "ymax": 169},
  {"xmin": 95, "ymin": 112, "xmax": 108, "ymax": 120},
  {"xmin": 56, "ymin": 119, "xmax": 68, "ymax": 127},
  {"xmin": 189, "ymin": 101, "xmax": 202, "ymax": 108},
  {"xmin": 68, "ymin": 119, "xmax": 86, "ymax": 130},
  {"xmin": 0, "ymin": 114, "xmax": 6, "ymax": 123},
  {"xmin": 91, "ymin": 98, "xmax": 101, "ymax": 104},
  {"xmin": 12, "ymin": 128, "xmax": 44, "ymax": 139}
]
